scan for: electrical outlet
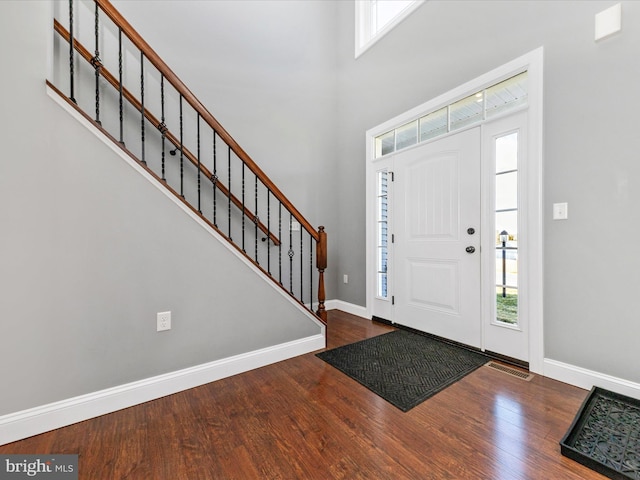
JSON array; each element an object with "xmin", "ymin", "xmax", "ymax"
[
  {"xmin": 343, "ymin": 274, "xmax": 348, "ymax": 284},
  {"xmin": 290, "ymin": 221, "xmax": 301, "ymax": 232},
  {"xmin": 157, "ymin": 311, "xmax": 171, "ymax": 332}
]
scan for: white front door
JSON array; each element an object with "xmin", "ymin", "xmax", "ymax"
[{"xmin": 394, "ymin": 128, "xmax": 481, "ymax": 348}]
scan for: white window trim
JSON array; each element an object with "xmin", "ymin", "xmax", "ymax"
[
  {"xmin": 355, "ymin": 0, "xmax": 426, "ymax": 59},
  {"xmin": 365, "ymin": 47, "xmax": 544, "ymax": 374}
]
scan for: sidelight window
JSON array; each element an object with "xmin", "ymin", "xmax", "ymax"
[
  {"xmin": 376, "ymin": 170, "xmax": 389, "ymax": 298},
  {"xmin": 495, "ymin": 132, "xmax": 519, "ymax": 325}
]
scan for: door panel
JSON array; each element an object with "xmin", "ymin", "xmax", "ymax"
[
  {"xmin": 394, "ymin": 128, "xmax": 481, "ymax": 348},
  {"xmin": 407, "ymin": 153, "xmax": 459, "ymax": 240},
  {"xmin": 407, "ymin": 259, "xmax": 459, "ymax": 314}
]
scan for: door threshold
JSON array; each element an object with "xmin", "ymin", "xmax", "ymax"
[
  {"xmin": 372, "ymin": 315, "xmax": 393, "ymax": 326},
  {"xmin": 371, "ymin": 317, "xmax": 529, "ymax": 371}
]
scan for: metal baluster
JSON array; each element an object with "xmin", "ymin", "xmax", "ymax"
[
  {"xmin": 197, "ymin": 114, "xmax": 201, "ymax": 212},
  {"xmin": 300, "ymin": 225, "xmax": 304, "ymax": 303},
  {"xmin": 228, "ymin": 146, "xmax": 232, "ymax": 240},
  {"xmin": 160, "ymin": 75, "xmax": 166, "ymax": 181},
  {"xmin": 68, "ymin": 0, "xmax": 76, "ymax": 103},
  {"xmin": 140, "ymin": 52, "xmax": 145, "ymax": 164},
  {"xmin": 278, "ymin": 203, "xmax": 282, "ymax": 285},
  {"xmin": 309, "ymin": 233, "xmax": 313, "ymax": 311},
  {"xmin": 289, "ymin": 212, "xmax": 294, "ymax": 294},
  {"xmin": 267, "ymin": 190, "xmax": 271, "ymax": 274},
  {"xmin": 212, "ymin": 132, "xmax": 217, "ymax": 227},
  {"xmin": 179, "ymin": 95, "xmax": 184, "ymax": 197},
  {"xmin": 254, "ymin": 176, "xmax": 258, "ymax": 263},
  {"xmin": 93, "ymin": 2, "xmax": 100, "ymax": 123},
  {"xmin": 118, "ymin": 27, "xmax": 124, "ymax": 145},
  {"xmin": 242, "ymin": 161, "xmax": 245, "ymax": 252}
]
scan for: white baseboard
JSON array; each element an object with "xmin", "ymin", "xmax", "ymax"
[
  {"xmin": 544, "ymin": 358, "xmax": 640, "ymax": 399},
  {"xmin": 326, "ymin": 300, "xmax": 367, "ymax": 319},
  {"xmin": 0, "ymin": 334, "xmax": 325, "ymax": 446}
]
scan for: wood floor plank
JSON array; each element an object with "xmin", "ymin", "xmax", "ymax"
[{"xmin": 0, "ymin": 310, "xmax": 607, "ymax": 479}]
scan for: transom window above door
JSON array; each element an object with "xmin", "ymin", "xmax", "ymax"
[{"xmin": 374, "ymin": 72, "xmax": 528, "ymax": 158}]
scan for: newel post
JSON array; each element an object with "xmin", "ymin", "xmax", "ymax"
[{"xmin": 316, "ymin": 226, "xmax": 327, "ymax": 322}]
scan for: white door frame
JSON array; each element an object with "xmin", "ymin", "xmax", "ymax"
[{"xmin": 365, "ymin": 47, "xmax": 544, "ymax": 374}]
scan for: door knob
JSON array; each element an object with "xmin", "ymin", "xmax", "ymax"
[
  {"xmin": 467, "ymin": 227, "xmax": 475, "ymax": 235},
  {"xmin": 465, "ymin": 246, "xmax": 476, "ymax": 254}
]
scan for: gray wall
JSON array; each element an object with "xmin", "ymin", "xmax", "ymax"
[
  {"xmin": 334, "ymin": 1, "xmax": 640, "ymax": 382},
  {"xmin": 2, "ymin": 0, "xmax": 639, "ymax": 418},
  {"xmin": 0, "ymin": 1, "xmax": 321, "ymax": 416}
]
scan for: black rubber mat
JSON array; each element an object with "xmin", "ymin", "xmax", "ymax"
[
  {"xmin": 316, "ymin": 329, "xmax": 488, "ymax": 412},
  {"xmin": 561, "ymin": 386, "xmax": 640, "ymax": 479}
]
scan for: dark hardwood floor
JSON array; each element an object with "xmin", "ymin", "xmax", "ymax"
[{"xmin": 1, "ymin": 310, "xmax": 605, "ymax": 479}]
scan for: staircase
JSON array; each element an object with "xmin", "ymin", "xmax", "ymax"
[{"xmin": 49, "ymin": 0, "xmax": 327, "ymax": 323}]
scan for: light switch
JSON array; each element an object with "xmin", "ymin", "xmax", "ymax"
[
  {"xmin": 553, "ymin": 203, "xmax": 568, "ymax": 220},
  {"xmin": 595, "ymin": 3, "xmax": 621, "ymax": 41}
]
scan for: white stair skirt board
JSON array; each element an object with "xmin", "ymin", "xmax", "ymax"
[
  {"xmin": 544, "ymin": 358, "xmax": 640, "ymax": 400},
  {"xmin": 0, "ymin": 333, "xmax": 325, "ymax": 445}
]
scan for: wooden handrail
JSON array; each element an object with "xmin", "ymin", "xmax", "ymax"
[
  {"xmin": 54, "ymin": 19, "xmax": 280, "ymax": 246},
  {"xmin": 96, "ymin": 0, "xmax": 319, "ymax": 242}
]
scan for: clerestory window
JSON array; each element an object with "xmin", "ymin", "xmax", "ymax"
[{"xmin": 355, "ymin": 0, "xmax": 425, "ymax": 58}]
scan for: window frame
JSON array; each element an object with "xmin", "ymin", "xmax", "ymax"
[
  {"xmin": 355, "ymin": 0, "xmax": 425, "ymax": 58},
  {"xmin": 373, "ymin": 71, "xmax": 529, "ymax": 159}
]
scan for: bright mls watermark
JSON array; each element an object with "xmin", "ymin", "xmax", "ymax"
[{"xmin": 0, "ymin": 455, "xmax": 77, "ymax": 480}]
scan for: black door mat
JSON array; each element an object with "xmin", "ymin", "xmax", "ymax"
[
  {"xmin": 561, "ymin": 386, "xmax": 640, "ymax": 480},
  {"xmin": 316, "ymin": 329, "xmax": 489, "ymax": 412}
]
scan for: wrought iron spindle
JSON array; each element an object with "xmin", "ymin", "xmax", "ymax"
[
  {"xmin": 289, "ymin": 212, "xmax": 294, "ymax": 294},
  {"xmin": 309, "ymin": 232, "xmax": 313, "ymax": 310},
  {"xmin": 196, "ymin": 114, "xmax": 201, "ymax": 212},
  {"xmin": 212, "ymin": 132, "xmax": 217, "ymax": 227},
  {"xmin": 140, "ymin": 52, "xmax": 145, "ymax": 164},
  {"xmin": 118, "ymin": 27, "xmax": 124, "ymax": 145},
  {"xmin": 228, "ymin": 146, "xmax": 232, "ymax": 240},
  {"xmin": 300, "ymin": 226, "xmax": 304, "ymax": 303},
  {"xmin": 160, "ymin": 75, "xmax": 166, "ymax": 181},
  {"xmin": 179, "ymin": 95, "xmax": 184, "ymax": 197},
  {"xmin": 278, "ymin": 202, "xmax": 282, "ymax": 285},
  {"xmin": 242, "ymin": 161, "xmax": 245, "ymax": 252},
  {"xmin": 68, "ymin": 0, "xmax": 76, "ymax": 103},
  {"xmin": 254, "ymin": 176, "xmax": 258, "ymax": 263},
  {"xmin": 267, "ymin": 190, "xmax": 271, "ymax": 274},
  {"xmin": 92, "ymin": 2, "xmax": 100, "ymax": 123}
]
